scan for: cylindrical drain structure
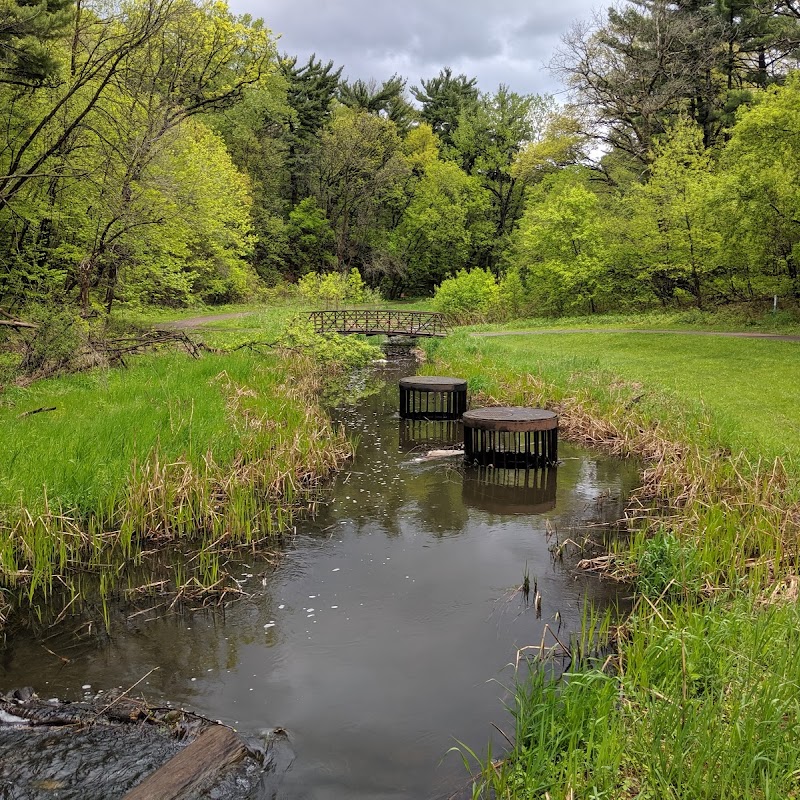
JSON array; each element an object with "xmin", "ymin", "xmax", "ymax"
[
  {"xmin": 463, "ymin": 407, "xmax": 558, "ymax": 468},
  {"xmin": 399, "ymin": 376, "xmax": 467, "ymax": 420}
]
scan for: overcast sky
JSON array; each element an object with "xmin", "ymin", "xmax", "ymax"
[{"xmin": 228, "ymin": 0, "xmax": 604, "ymax": 98}]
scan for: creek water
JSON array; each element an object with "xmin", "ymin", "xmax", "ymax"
[{"xmin": 0, "ymin": 352, "xmax": 639, "ymax": 799}]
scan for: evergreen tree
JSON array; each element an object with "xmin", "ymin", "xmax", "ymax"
[
  {"xmin": 0, "ymin": 0, "xmax": 74, "ymax": 86},
  {"xmin": 281, "ymin": 54, "xmax": 342, "ymax": 205},
  {"xmin": 411, "ymin": 67, "xmax": 479, "ymax": 149}
]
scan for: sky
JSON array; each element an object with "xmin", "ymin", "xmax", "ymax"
[{"xmin": 228, "ymin": 0, "xmax": 605, "ymax": 98}]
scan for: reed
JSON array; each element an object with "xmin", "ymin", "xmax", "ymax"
[
  {"xmin": 431, "ymin": 325, "xmax": 800, "ymax": 798},
  {"xmin": 0, "ymin": 337, "xmax": 362, "ymax": 621}
]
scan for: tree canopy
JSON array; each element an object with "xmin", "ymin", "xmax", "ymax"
[{"xmin": 0, "ymin": 0, "xmax": 798, "ymax": 317}]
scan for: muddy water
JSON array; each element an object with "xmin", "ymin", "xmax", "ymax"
[{"xmin": 0, "ymin": 354, "xmax": 639, "ymax": 799}]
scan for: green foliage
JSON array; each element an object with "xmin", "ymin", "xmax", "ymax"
[
  {"xmin": 0, "ymin": 0, "xmax": 797, "ymax": 329},
  {"xmin": 338, "ymin": 74, "xmax": 414, "ymax": 131},
  {"xmin": 431, "ymin": 268, "xmax": 499, "ymax": 322},
  {"xmin": 17, "ymin": 304, "xmax": 87, "ymax": 375},
  {"xmin": 284, "ymin": 196, "xmax": 336, "ymax": 276},
  {"xmin": 510, "ymin": 172, "xmax": 613, "ymax": 314},
  {"xmin": 277, "ymin": 317, "xmax": 381, "ymax": 369},
  {"xmin": 410, "ymin": 67, "xmax": 479, "ymax": 149},
  {"xmin": 718, "ymin": 74, "xmax": 800, "ymax": 299},
  {"xmin": 297, "ymin": 267, "xmax": 381, "ymax": 308},
  {"xmin": 391, "ymin": 161, "xmax": 491, "ymax": 293},
  {"xmin": 451, "ymin": 87, "xmax": 545, "ymax": 254},
  {"xmin": 497, "ymin": 267, "xmax": 529, "ymax": 320},
  {"xmin": 0, "ymin": 0, "xmax": 74, "ymax": 86},
  {"xmin": 0, "ymin": 0, "xmax": 278, "ymax": 312},
  {"xmin": 636, "ymin": 531, "xmax": 704, "ymax": 598},
  {"xmin": 628, "ymin": 117, "xmax": 721, "ymax": 308},
  {"xmin": 310, "ymin": 107, "xmax": 408, "ymax": 272}
]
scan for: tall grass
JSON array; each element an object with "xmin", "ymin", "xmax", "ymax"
[
  {"xmin": 0, "ymin": 346, "xmax": 353, "ymax": 617},
  {"xmin": 470, "ymin": 597, "xmax": 800, "ymax": 800},
  {"xmin": 429, "ymin": 326, "xmax": 800, "ymax": 798}
]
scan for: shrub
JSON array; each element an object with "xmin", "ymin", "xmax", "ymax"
[
  {"xmin": 297, "ymin": 268, "xmax": 382, "ymax": 308},
  {"xmin": 18, "ymin": 304, "xmax": 89, "ymax": 376},
  {"xmin": 278, "ymin": 318, "xmax": 381, "ymax": 370},
  {"xmin": 431, "ymin": 268, "xmax": 500, "ymax": 322}
]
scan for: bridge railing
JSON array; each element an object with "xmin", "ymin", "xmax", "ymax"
[{"xmin": 308, "ymin": 309, "xmax": 449, "ymax": 337}]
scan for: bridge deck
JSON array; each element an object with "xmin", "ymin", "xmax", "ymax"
[{"xmin": 308, "ymin": 309, "xmax": 448, "ymax": 337}]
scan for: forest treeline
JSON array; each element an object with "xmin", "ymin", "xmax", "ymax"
[{"xmin": 0, "ymin": 0, "xmax": 799, "ymax": 316}]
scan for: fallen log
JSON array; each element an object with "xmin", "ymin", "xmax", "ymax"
[{"xmin": 122, "ymin": 724, "xmax": 248, "ymax": 800}]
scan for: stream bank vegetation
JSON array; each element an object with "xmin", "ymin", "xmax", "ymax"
[
  {"xmin": 0, "ymin": 0, "xmax": 799, "ymax": 789},
  {"xmin": 0, "ymin": 309, "xmax": 380, "ymax": 631},
  {"xmin": 428, "ymin": 330, "xmax": 800, "ymax": 799}
]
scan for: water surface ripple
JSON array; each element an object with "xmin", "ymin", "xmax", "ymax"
[{"xmin": 1, "ymin": 355, "xmax": 639, "ymax": 799}]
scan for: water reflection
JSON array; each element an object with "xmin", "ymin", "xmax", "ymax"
[
  {"xmin": 398, "ymin": 418, "xmax": 462, "ymax": 452},
  {"xmin": 0, "ymin": 352, "xmax": 641, "ymax": 800},
  {"xmin": 462, "ymin": 466, "xmax": 558, "ymax": 515}
]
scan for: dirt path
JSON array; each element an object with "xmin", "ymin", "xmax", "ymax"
[
  {"xmin": 155, "ymin": 312, "xmax": 253, "ymax": 329},
  {"xmin": 471, "ymin": 327, "xmax": 800, "ymax": 342},
  {"xmin": 156, "ymin": 315, "xmax": 800, "ymax": 342}
]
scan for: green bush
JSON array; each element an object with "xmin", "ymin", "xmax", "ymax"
[
  {"xmin": 278, "ymin": 318, "xmax": 381, "ymax": 370},
  {"xmin": 19, "ymin": 304, "xmax": 89, "ymax": 376},
  {"xmin": 297, "ymin": 268, "xmax": 382, "ymax": 308},
  {"xmin": 431, "ymin": 268, "xmax": 500, "ymax": 322}
]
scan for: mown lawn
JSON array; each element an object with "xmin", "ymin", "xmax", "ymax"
[{"xmin": 434, "ymin": 330, "xmax": 799, "ymax": 464}]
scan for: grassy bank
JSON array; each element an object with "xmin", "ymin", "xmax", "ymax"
[
  {"xmin": 427, "ymin": 326, "xmax": 800, "ymax": 798},
  {"xmin": 0, "ymin": 309, "xmax": 380, "ymax": 625}
]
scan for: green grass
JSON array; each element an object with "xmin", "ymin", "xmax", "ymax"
[
  {"xmin": 430, "ymin": 330, "xmax": 799, "ymax": 464},
  {"xmin": 0, "ymin": 310, "xmax": 370, "ymax": 614},
  {"xmin": 429, "ymin": 316, "xmax": 800, "ymax": 799},
  {"xmin": 469, "ymin": 597, "xmax": 800, "ymax": 800},
  {"xmin": 467, "ymin": 304, "xmax": 800, "ymax": 335},
  {"xmin": 1, "ymin": 351, "xmax": 315, "ymax": 513}
]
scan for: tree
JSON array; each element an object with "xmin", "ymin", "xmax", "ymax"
[
  {"xmin": 451, "ymin": 87, "xmax": 546, "ymax": 267},
  {"xmin": 280, "ymin": 54, "xmax": 342, "ymax": 205},
  {"xmin": 718, "ymin": 75, "xmax": 800, "ymax": 298},
  {"xmin": 310, "ymin": 107, "xmax": 408, "ymax": 272},
  {"xmin": 0, "ymin": 0, "xmax": 173, "ymax": 214},
  {"xmin": 283, "ymin": 196, "xmax": 336, "ymax": 277},
  {"xmin": 554, "ymin": 0, "xmax": 800, "ymax": 166},
  {"xmin": 0, "ymin": 0, "xmax": 74, "ymax": 86},
  {"xmin": 627, "ymin": 117, "xmax": 721, "ymax": 307},
  {"xmin": 390, "ymin": 160, "xmax": 491, "ymax": 293},
  {"xmin": 554, "ymin": 0, "xmax": 722, "ymax": 161},
  {"xmin": 509, "ymin": 172, "xmax": 613, "ymax": 314},
  {"xmin": 338, "ymin": 74, "xmax": 415, "ymax": 130},
  {"xmin": 0, "ymin": 0, "xmax": 277, "ymax": 310},
  {"xmin": 411, "ymin": 67, "xmax": 479, "ymax": 149}
]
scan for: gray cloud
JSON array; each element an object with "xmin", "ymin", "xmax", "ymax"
[{"xmin": 229, "ymin": 0, "xmax": 603, "ymax": 97}]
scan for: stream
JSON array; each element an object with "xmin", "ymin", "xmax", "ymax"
[{"xmin": 0, "ymin": 351, "xmax": 640, "ymax": 799}]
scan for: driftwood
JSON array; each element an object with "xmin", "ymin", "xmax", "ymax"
[
  {"xmin": 94, "ymin": 330, "xmax": 204, "ymax": 362},
  {"xmin": 122, "ymin": 725, "xmax": 248, "ymax": 800},
  {"xmin": 0, "ymin": 308, "xmax": 38, "ymax": 329}
]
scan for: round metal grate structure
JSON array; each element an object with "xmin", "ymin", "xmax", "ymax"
[
  {"xmin": 398, "ymin": 376, "xmax": 468, "ymax": 420},
  {"xmin": 463, "ymin": 407, "xmax": 558, "ymax": 468}
]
